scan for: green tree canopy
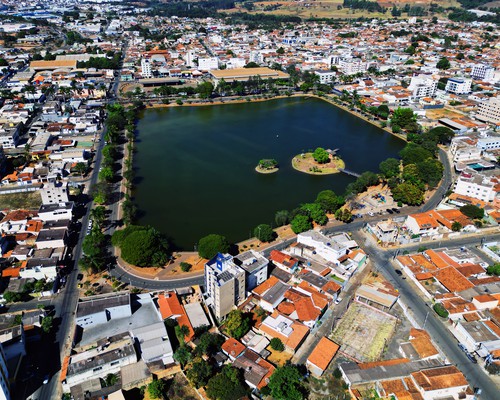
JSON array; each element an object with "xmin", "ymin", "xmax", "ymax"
[
  {"xmin": 206, "ymin": 365, "xmax": 248, "ymax": 400},
  {"xmin": 486, "ymin": 263, "xmax": 500, "ymax": 276},
  {"xmin": 270, "ymin": 337, "xmax": 285, "ymax": 352},
  {"xmin": 225, "ymin": 310, "xmax": 251, "ymax": 339},
  {"xmin": 426, "ymin": 126, "xmax": 454, "ymax": 144},
  {"xmin": 315, "ymin": 190, "xmax": 345, "ymax": 213},
  {"xmin": 460, "ymin": 204, "xmax": 484, "ymax": 219},
  {"xmin": 197, "ymin": 333, "xmax": 225, "ymax": 356},
  {"xmin": 379, "ymin": 158, "xmax": 401, "ymax": 179},
  {"xmin": 198, "ymin": 234, "xmax": 230, "ymax": 259},
  {"xmin": 416, "ymin": 159, "xmax": 444, "ymax": 188},
  {"xmin": 113, "ymin": 225, "xmax": 169, "ymax": 267},
  {"xmin": 254, "ymin": 224, "xmax": 275, "ymax": 242},
  {"xmin": 275, "ymin": 210, "xmax": 290, "ymax": 226},
  {"xmin": 436, "ymin": 57, "xmax": 450, "ymax": 70},
  {"xmin": 186, "ymin": 358, "xmax": 214, "ymax": 388},
  {"xmin": 268, "ymin": 365, "xmax": 307, "ymax": 400},
  {"xmin": 312, "ymin": 147, "xmax": 330, "ymax": 164},
  {"xmin": 391, "ymin": 107, "xmax": 416, "ymax": 131},
  {"xmin": 174, "ymin": 346, "xmax": 192, "ymax": 367},
  {"xmin": 451, "ymin": 221, "xmax": 462, "ymax": 232},
  {"xmin": 399, "ymin": 143, "xmax": 433, "ymax": 165},
  {"xmin": 300, "ymin": 203, "xmax": 328, "ymax": 225},
  {"xmin": 291, "ymin": 214, "xmax": 312, "ymax": 234},
  {"xmin": 148, "ymin": 379, "xmax": 166, "ymax": 399},
  {"xmin": 391, "ymin": 182, "xmax": 424, "ymax": 205}
]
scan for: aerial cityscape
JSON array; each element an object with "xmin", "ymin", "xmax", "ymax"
[{"xmin": 0, "ymin": 0, "xmax": 499, "ymax": 399}]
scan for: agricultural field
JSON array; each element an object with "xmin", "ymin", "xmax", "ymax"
[{"xmin": 331, "ymin": 302, "xmax": 397, "ymax": 362}]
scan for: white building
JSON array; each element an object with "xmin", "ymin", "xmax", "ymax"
[
  {"xmin": 75, "ymin": 293, "xmax": 132, "ymax": 328},
  {"xmin": 205, "ymin": 253, "xmax": 246, "ymax": 320},
  {"xmin": 445, "ymin": 77, "xmax": 472, "ymax": 95},
  {"xmin": 297, "ymin": 231, "xmax": 348, "ymax": 264},
  {"xmin": 476, "ymin": 97, "xmax": 500, "ymax": 124},
  {"xmin": 408, "ymin": 75, "xmax": 437, "ymax": 99},
  {"xmin": 471, "ymin": 64, "xmax": 495, "ymax": 81},
  {"xmin": 198, "ymin": 57, "xmax": 219, "ymax": 71},
  {"xmin": 339, "ymin": 58, "xmax": 365, "ymax": 75},
  {"xmin": 20, "ymin": 258, "xmax": 58, "ymax": 281},
  {"xmin": 40, "ymin": 181, "xmax": 69, "ymax": 205},
  {"xmin": 454, "ymin": 169, "xmax": 498, "ymax": 202},
  {"xmin": 314, "ymin": 70, "xmax": 336, "ymax": 84},
  {"xmin": 450, "ymin": 137, "xmax": 482, "ymax": 163},
  {"xmin": 141, "ymin": 57, "xmax": 152, "ymax": 78},
  {"xmin": 232, "ymin": 250, "xmax": 268, "ymax": 292},
  {"xmin": 37, "ymin": 202, "xmax": 73, "ymax": 222},
  {"xmin": 0, "ymin": 124, "xmax": 21, "ymax": 149},
  {"xmin": 477, "ymin": 135, "xmax": 500, "ymax": 151},
  {"xmin": 130, "ymin": 322, "xmax": 174, "ymax": 365}
]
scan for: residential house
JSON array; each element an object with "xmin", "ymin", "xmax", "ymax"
[
  {"xmin": 306, "ymin": 337, "xmax": 339, "ymax": 377},
  {"xmin": 232, "ymin": 348, "xmax": 275, "ymax": 390},
  {"xmin": 259, "ymin": 311, "xmax": 309, "ymax": 353},
  {"xmin": 252, "ymin": 276, "xmax": 290, "ymax": 313},
  {"xmin": 269, "ymin": 250, "xmax": 299, "ymax": 273}
]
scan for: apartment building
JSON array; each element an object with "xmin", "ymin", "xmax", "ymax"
[
  {"xmin": 449, "ymin": 137, "xmax": 482, "ymax": 163},
  {"xmin": 476, "ymin": 97, "xmax": 500, "ymax": 124},
  {"xmin": 314, "ymin": 70, "xmax": 336, "ymax": 84},
  {"xmin": 454, "ymin": 169, "xmax": 498, "ymax": 202},
  {"xmin": 198, "ymin": 57, "xmax": 219, "ymax": 71},
  {"xmin": 205, "ymin": 253, "xmax": 246, "ymax": 320},
  {"xmin": 471, "ymin": 64, "xmax": 495, "ymax": 81},
  {"xmin": 141, "ymin": 57, "xmax": 152, "ymax": 78},
  {"xmin": 476, "ymin": 135, "xmax": 500, "ymax": 151},
  {"xmin": 445, "ymin": 77, "xmax": 472, "ymax": 95},
  {"xmin": 339, "ymin": 58, "xmax": 365, "ymax": 75},
  {"xmin": 408, "ymin": 75, "xmax": 437, "ymax": 99}
]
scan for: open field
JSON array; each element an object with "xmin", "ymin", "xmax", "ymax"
[
  {"xmin": 0, "ymin": 191, "xmax": 42, "ymax": 210},
  {"xmin": 425, "ymin": 107, "xmax": 466, "ymax": 121},
  {"xmin": 331, "ymin": 302, "xmax": 397, "ymax": 362}
]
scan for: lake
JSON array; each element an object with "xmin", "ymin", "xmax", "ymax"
[{"xmin": 134, "ymin": 97, "xmax": 405, "ymax": 250}]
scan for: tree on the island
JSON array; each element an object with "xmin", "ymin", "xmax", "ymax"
[
  {"xmin": 275, "ymin": 210, "xmax": 290, "ymax": 227},
  {"xmin": 270, "ymin": 337, "xmax": 285, "ymax": 352},
  {"xmin": 207, "ymin": 365, "xmax": 248, "ymax": 400},
  {"xmin": 391, "ymin": 182, "xmax": 424, "ymax": 206},
  {"xmin": 451, "ymin": 221, "xmax": 462, "ymax": 232},
  {"xmin": 301, "ymin": 203, "xmax": 328, "ymax": 225},
  {"xmin": 312, "ymin": 147, "xmax": 330, "ymax": 164},
  {"xmin": 174, "ymin": 346, "xmax": 192, "ymax": 367},
  {"xmin": 379, "ymin": 158, "xmax": 401, "ymax": 179},
  {"xmin": 148, "ymin": 379, "xmax": 166, "ymax": 399},
  {"xmin": 268, "ymin": 365, "xmax": 308, "ymax": 400},
  {"xmin": 112, "ymin": 225, "xmax": 169, "ymax": 267},
  {"xmin": 254, "ymin": 224, "xmax": 275, "ymax": 242},
  {"xmin": 436, "ymin": 57, "xmax": 450, "ymax": 70},
  {"xmin": 315, "ymin": 190, "xmax": 345, "ymax": 213},
  {"xmin": 460, "ymin": 204, "xmax": 484, "ymax": 219},
  {"xmin": 197, "ymin": 234, "xmax": 230, "ymax": 259},
  {"xmin": 186, "ymin": 358, "xmax": 214, "ymax": 388},
  {"xmin": 291, "ymin": 214, "xmax": 312, "ymax": 234},
  {"xmin": 258, "ymin": 159, "xmax": 278, "ymax": 170},
  {"xmin": 225, "ymin": 310, "xmax": 251, "ymax": 340},
  {"xmin": 486, "ymin": 263, "xmax": 500, "ymax": 276}
]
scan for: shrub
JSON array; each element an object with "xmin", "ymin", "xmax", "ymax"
[
  {"xmin": 270, "ymin": 337, "xmax": 285, "ymax": 352},
  {"xmin": 180, "ymin": 262, "xmax": 192, "ymax": 272},
  {"xmin": 433, "ymin": 303, "xmax": 449, "ymax": 318}
]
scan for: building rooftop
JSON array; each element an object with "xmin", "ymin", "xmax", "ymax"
[{"xmin": 76, "ymin": 293, "xmax": 130, "ymax": 319}]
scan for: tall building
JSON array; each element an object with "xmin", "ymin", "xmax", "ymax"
[
  {"xmin": 0, "ymin": 343, "xmax": 9, "ymax": 400},
  {"xmin": 198, "ymin": 57, "xmax": 219, "ymax": 71},
  {"xmin": 339, "ymin": 58, "xmax": 365, "ymax": 75},
  {"xmin": 445, "ymin": 77, "xmax": 472, "ymax": 94},
  {"xmin": 232, "ymin": 250, "xmax": 268, "ymax": 292},
  {"xmin": 408, "ymin": 75, "xmax": 437, "ymax": 98},
  {"xmin": 454, "ymin": 169, "xmax": 497, "ymax": 202},
  {"xmin": 40, "ymin": 180, "xmax": 69, "ymax": 205},
  {"xmin": 476, "ymin": 97, "xmax": 500, "ymax": 124},
  {"xmin": 205, "ymin": 253, "xmax": 246, "ymax": 320},
  {"xmin": 141, "ymin": 57, "xmax": 152, "ymax": 78},
  {"xmin": 471, "ymin": 64, "xmax": 495, "ymax": 81}
]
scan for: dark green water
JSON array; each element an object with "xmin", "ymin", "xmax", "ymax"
[{"xmin": 134, "ymin": 97, "xmax": 404, "ymax": 250}]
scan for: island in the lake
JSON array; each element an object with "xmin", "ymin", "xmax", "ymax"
[
  {"xmin": 255, "ymin": 159, "xmax": 279, "ymax": 174},
  {"xmin": 292, "ymin": 147, "xmax": 345, "ymax": 175}
]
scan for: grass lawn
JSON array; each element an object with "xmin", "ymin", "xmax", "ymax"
[{"xmin": 0, "ymin": 191, "xmax": 42, "ymax": 210}]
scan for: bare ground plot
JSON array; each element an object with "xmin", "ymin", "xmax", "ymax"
[
  {"xmin": 0, "ymin": 191, "xmax": 42, "ymax": 210},
  {"xmin": 331, "ymin": 302, "xmax": 397, "ymax": 362},
  {"xmin": 267, "ymin": 346, "xmax": 293, "ymax": 366},
  {"xmin": 425, "ymin": 108, "xmax": 465, "ymax": 121}
]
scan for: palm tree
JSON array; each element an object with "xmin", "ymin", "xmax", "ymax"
[{"xmin": 90, "ymin": 206, "xmax": 107, "ymax": 229}]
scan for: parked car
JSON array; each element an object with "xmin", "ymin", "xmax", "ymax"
[
  {"xmin": 335, "ymin": 297, "xmax": 342, "ymax": 305},
  {"xmin": 395, "ymin": 269, "xmax": 403, "ymax": 276},
  {"xmin": 458, "ymin": 343, "xmax": 467, "ymax": 353},
  {"xmin": 466, "ymin": 352, "xmax": 477, "ymax": 363},
  {"xmin": 386, "ymin": 209, "xmax": 394, "ymax": 214},
  {"xmin": 392, "ymin": 208, "xmax": 400, "ymax": 214}
]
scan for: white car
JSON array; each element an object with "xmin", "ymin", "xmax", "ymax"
[{"xmin": 335, "ymin": 297, "xmax": 342, "ymax": 305}]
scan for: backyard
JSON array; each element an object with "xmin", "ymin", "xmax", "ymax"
[{"xmin": 331, "ymin": 302, "xmax": 397, "ymax": 362}]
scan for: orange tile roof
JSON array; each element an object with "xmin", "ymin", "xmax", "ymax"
[
  {"xmin": 484, "ymin": 320, "xmax": 500, "ymax": 337},
  {"xmin": 60, "ymin": 355, "xmax": 70, "ymax": 382},
  {"xmin": 409, "ymin": 330, "xmax": 439, "ymax": 359},
  {"xmin": 221, "ymin": 338, "xmax": 245, "ymax": 358},
  {"xmin": 358, "ymin": 358, "xmax": 409, "ymax": 370},
  {"xmin": 409, "ymin": 212, "xmax": 440, "ymax": 229},
  {"xmin": 157, "ymin": 292, "xmax": 194, "ymax": 341},
  {"xmin": 256, "ymin": 357, "xmax": 275, "ymax": 389},
  {"xmin": 432, "ymin": 267, "xmax": 474, "ymax": 293},
  {"xmin": 424, "ymin": 250, "xmax": 450, "ymax": 270},
  {"xmin": 277, "ymin": 301, "xmax": 295, "ymax": 315},
  {"xmin": 259, "ymin": 311, "xmax": 309, "ymax": 351},
  {"xmin": 463, "ymin": 312, "xmax": 481, "ymax": 322},
  {"xmin": 473, "ymin": 294, "xmax": 498, "ymax": 303},
  {"xmin": 253, "ymin": 276, "xmax": 280, "ymax": 296},
  {"xmin": 30, "ymin": 60, "xmax": 77, "ymax": 69},
  {"xmin": 456, "ymin": 264, "xmax": 485, "ymax": 277},
  {"xmin": 411, "ymin": 366, "xmax": 468, "ymax": 392},
  {"xmin": 2, "ymin": 266, "xmax": 20, "ymax": 278},
  {"xmin": 269, "ymin": 250, "xmax": 298, "ymax": 269},
  {"xmin": 307, "ymin": 337, "xmax": 339, "ymax": 372}
]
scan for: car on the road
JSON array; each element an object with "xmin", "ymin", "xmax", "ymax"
[
  {"xmin": 386, "ymin": 208, "xmax": 394, "ymax": 214},
  {"xmin": 392, "ymin": 208, "xmax": 400, "ymax": 214},
  {"xmin": 368, "ymin": 212, "xmax": 374, "ymax": 216},
  {"xmin": 458, "ymin": 343, "xmax": 467, "ymax": 353},
  {"xmin": 466, "ymin": 352, "xmax": 477, "ymax": 363},
  {"xmin": 395, "ymin": 269, "xmax": 403, "ymax": 276}
]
